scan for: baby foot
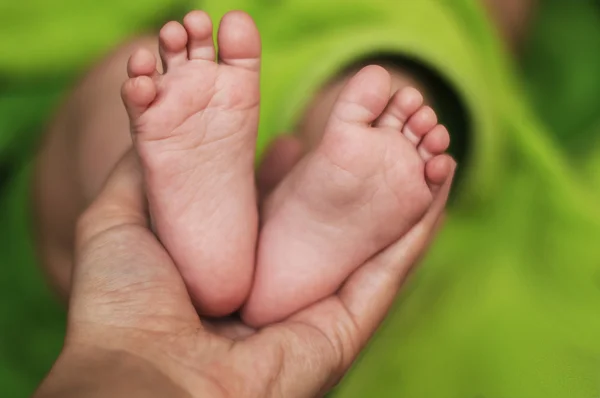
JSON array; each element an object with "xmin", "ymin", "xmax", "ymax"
[
  {"xmin": 121, "ymin": 11, "xmax": 261, "ymax": 316},
  {"xmin": 243, "ymin": 66, "xmax": 452, "ymax": 326}
]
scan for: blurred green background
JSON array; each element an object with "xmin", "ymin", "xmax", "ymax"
[{"xmin": 1, "ymin": 0, "xmax": 600, "ymax": 397}]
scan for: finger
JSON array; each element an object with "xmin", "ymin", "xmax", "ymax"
[
  {"xmin": 337, "ymin": 159, "xmax": 456, "ymax": 345},
  {"xmin": 256, "ymin": 135, "xmax": 304, "ymax": 202}
]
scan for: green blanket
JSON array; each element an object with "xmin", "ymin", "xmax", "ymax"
[{"xmin": 2, "ymin": 0, "xmax": 600, "ymax": 397}]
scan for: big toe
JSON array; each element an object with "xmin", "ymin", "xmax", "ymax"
[
  {"xmin": 330, "ymin": 65, "xmax": 392, "ymax": 126},
  {"xmin": 217, "ymin": 11, "xmax": 261, "ymax": 71}
]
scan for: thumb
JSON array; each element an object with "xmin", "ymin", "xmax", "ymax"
[
  {"xmin": 75, "ymin": 150, "xmax": 147, "ymax": 247},
  {"xmin": 69, "ymin": 150, "xmax": 198, "ymax": 339}
]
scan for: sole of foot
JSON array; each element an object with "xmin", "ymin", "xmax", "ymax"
[
  {"xmin": 243, "ymin": 65, "xmax": 453, "ymax": 326},
  {"xmin": 121, "ymin": 10, "xmax": 261, "ymax": 316}
]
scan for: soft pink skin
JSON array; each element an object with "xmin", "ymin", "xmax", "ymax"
[
  {"xmin": 121, "ymin": 12, "xmax": 452, "ymax": 322},
  {"xmin": 243, "ymin": 66, "xmax": 452, "ymax": 327},
  {"xmin": 121, "ymin": 11, "xmax": 262, "ymax": 316}
]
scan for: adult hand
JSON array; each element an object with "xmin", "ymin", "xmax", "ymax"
[{"xmin": 35, "ymin": 150, "xmax": 454, "ymax": 398}]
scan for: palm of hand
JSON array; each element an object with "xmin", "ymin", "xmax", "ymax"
[
  {"xmin": 64, "ymin": 151, "xmax": 449, "ymax": 397},
  {"xmin": 73, "ymin": 221, "xmax": 347, "ymax": 397},
  {"xmin": 63, "ymin": 147, "xmax": 451, "ymax": 397}
]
